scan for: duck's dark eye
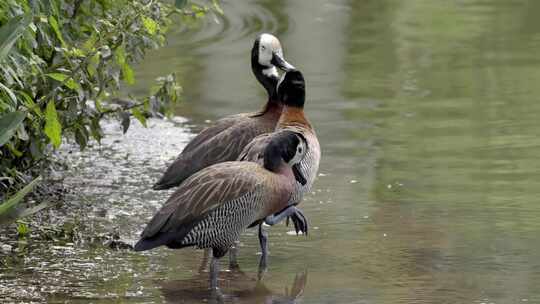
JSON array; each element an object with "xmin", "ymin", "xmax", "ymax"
[{"xmin": 261, "ymin": 45, "xmax": 266, "ymax": 50}]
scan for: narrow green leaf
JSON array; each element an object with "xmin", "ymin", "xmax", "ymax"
[
  {"xmin": 142, "ymin": 16, "xmax": 159, "ymax": 35},
  {"xmin": 123, "ymin": 65, "xmax": 135, "ymax": 85},
  {"xmin": 48, "ymin": 16, "xmax": 66, "ymax": 48},
  {"xmin": 87, "ymin": 52, "xmax": 99, "ymax": 77},
  {"xmin": 6, "ymin": 143, "xmax": 22, "ymax": 157},
  {"xmin": 115, "ymin": 45, "xmax": 135, "ymax": 85},
  {"xmin": 17, "ymin": 221, "xmax": 29, "ymax": 236},
  {"xmin": 0, "ymin": 14, "xmax": 31, "ymax": 62},
  {"xmin": 94, "ymin": 99, "xmax": 103, "ymax": 112},
  {"xmin": 0, "ymin": 82, "xmax": 17, "ymax": 103},
  {"xmin": 82, "ymin": 32, "xmax": 97, "ymax": 51},
  {"xmin": 67, "ymin": 47, "xmax": 85, "ymax": 57},
  {"xmin": 46, "ymin": 73, "xmax": 80, "ymax": 91},
  {"xmin": 44, "ymin": 100, "xmax": 62, "ymax": 148},
  {"xmin": 45, "ymin": 0, "xmax": 60, "ymax": 17},
  {"xmin": 16, "ymin": 123, "xmax": 29, "ymax": 141},
  {"xmin": 131, "ymin": 108, "xmax": 147, "ymax": 127},
  {"xmin": 19, "ymin": 91, "xmax": 42, "ymax": 117},
  {"xmin": 0, "ymin": 111, "xmax": 26, "ymax": 147},
  {"xmin": 0, "ymin": 176, "xmax": 42, "ymax": 217},
  {"xmin": 115, "ymin": 45, "xmax": 126, "ymax": 65}
]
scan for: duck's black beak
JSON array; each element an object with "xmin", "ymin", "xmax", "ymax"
[
  {"xmin": 292, "ymin": 164, "xmax": 307, "ymax": 185},
  {"xmin": 272, "ymin": 52, "xmax": 296, "ymax": 72}
]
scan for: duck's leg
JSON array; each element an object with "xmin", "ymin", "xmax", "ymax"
[
  {"xmin": 265, "ymin": 206, "xmax": 308, "ymax": 235},
  {"xmin": 199, "ymin": 249, "xmax": 211, "ymax": 274},
  {"xmin": 228, "ymin": 240, "xmax": 240, "ymax": 270},
  {"xmin": 210, "ymin": 247, "xmax": 227, "ymax": 290},
  {"xmin": 258, "ymin": 223, "xmax": 269, "ymax": 277},
  {"xmin": 209, "ymin": 289, "xmax": 224, "ymax": 304},
  {"xmin": 210, "ymin": 255, "xmax": 220, "ymax": 290},
  {"xmin": 257, "ymin": 207, "xmax": 308, "ymax": 278}
]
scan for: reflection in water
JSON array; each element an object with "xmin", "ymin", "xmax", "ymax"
[{"xmin": 160, "ymin": 266, "xmax": 307, "ymax": 304}]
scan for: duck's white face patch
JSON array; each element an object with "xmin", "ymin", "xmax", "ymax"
[
  {"xmin": 258, "ymin": 33, "xmax": 282, "ymax": 67},
  {"xmin": 288, "ymin": 136, "xmax": 307, "ymax": 165}
]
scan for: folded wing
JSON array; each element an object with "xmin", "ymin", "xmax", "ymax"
[
  {"xmin": 154, "ymin": 116, "xmax": 266, "ymax": 190},
  {"xmin": 137, "ymin": 162, "xmax": 264, "ymax": 250}
]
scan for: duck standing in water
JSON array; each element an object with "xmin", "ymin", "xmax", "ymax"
[
  {"xmin": 239, "ymin": 70, "xmax": 321, "ymax": 269},
  {"xmin": 135, "ymin": 131, "xmax": 308, "ymax": 290},
  {"xmin": 152, "ymin": 33, "xmax": 296, "ymax": 191}
]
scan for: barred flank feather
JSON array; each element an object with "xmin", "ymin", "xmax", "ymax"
[{"xmin": 182, "ymin": 191, "xmax": 264, "ymax": 249}]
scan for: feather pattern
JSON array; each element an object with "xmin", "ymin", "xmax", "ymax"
[
  {"xmin": 153, "ymin": 106, "xmax": 281, "ymax": 190},
  {"xmin": 137, "ymin": 161, "xmax": 294, "ymax": 251},
  {"xmin": 182, "ymin": 113, "xmax": 248, "ymax": 153}
]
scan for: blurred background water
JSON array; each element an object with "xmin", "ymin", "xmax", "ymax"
[{"xmin": 3, "ymin": 0, "xmax": 540, "ymax": 303}]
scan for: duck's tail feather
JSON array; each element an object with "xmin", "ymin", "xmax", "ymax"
[{"xmin": 134, "ymin": 232, "xmax": 175, "ymax": 251}]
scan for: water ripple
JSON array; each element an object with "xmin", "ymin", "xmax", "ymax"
[{"xmin": 173, "ymin": 1, "xmax": 288, "ymax": 50}]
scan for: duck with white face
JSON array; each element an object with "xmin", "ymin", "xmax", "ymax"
[
  {"xmin": 152, "ymin": 33, "xmax": 296, "ymax": 192},
  {"xmin": 251, "ymin": 33, "xmax": 296, "ymax": 101}
]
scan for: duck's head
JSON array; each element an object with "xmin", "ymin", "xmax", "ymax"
[
  {"xmin": 264, "ymin": 130, "xmax": 307, "ymax": 185},
  {"xmin": 277, "ymin": 70, "xmax": 305, "ymax": 108},
  {"xmin": 252, "ymin": 33, "xmax": 296, "ymax": 100}
]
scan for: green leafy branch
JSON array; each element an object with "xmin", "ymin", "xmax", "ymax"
[{"xmin": 0, "ymin": 0, "xmax": 215, "ymax": 213}]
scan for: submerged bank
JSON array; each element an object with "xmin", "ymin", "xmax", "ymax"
[{"xmin": 0, "ymin": 118, "xmax": 193, "ymax": 302}]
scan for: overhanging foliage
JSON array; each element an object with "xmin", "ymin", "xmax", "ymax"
[{"xmin": 0, "ymin": 0, "xmax": 214, "ymax": 207}]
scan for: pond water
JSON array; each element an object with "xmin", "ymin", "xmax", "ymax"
[{"xmin": 3, "ymin": 0, "xmax": 540, "ymax": 303}]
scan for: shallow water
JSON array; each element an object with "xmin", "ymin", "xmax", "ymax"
[{"xmin": 3, "ymin": 0, "xmax": 540, "ymax": 303}]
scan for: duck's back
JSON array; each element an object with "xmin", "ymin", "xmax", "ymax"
[{"xmin": 153, "ymin": 108, "xmax": 280, "ymax": 190}]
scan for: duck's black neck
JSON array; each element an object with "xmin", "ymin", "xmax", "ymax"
[
  {"xmin": 251, "ymin": 44, "xmax": 279, "ymax": 102},
  {"xmin": 251, "ymin": 63, "xmax": 279, "ymax": 102}
]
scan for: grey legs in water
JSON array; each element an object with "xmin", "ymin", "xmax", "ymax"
[
  {"xmin": 266, "ymin": 205, "xmax": 308, "ymax": 235},
  {"xmin": 258, "ymin": 205, "xmax": 308, "ymax": 277},
  {"xmin": 210, "ymin": 253, "xmax": 220, "ymax": 290},
  {"xmin": 258, "ymin": 223, "xmax": 269, "ymax": 276},
  {"xmin": 213, "ymin": 206, "xmax": 308, "ymax": 281},
  {"xmin": 228, "ymin": 240, "xmax": 240, "ymax": 269},
  {"xmin": 209, "ymin": 256, "xmax": 223, "ymax": 303}
]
